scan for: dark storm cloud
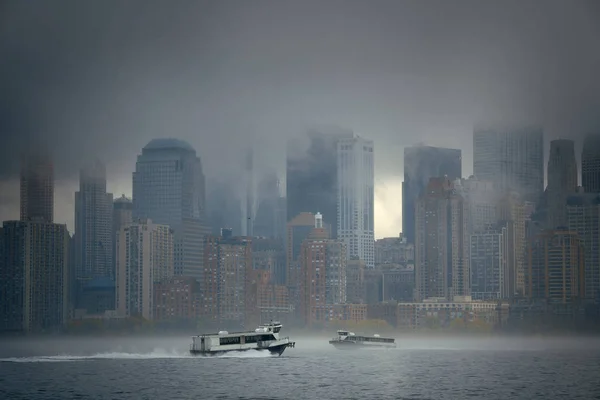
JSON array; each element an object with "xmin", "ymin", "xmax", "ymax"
[{"xmin": 1, "ymin": 0, "xmax": 600, "ymax": 233}]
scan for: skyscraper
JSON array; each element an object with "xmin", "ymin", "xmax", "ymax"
[
  {"xmin": 470, "ymin": 224, "xmax": 509, "ymax": 301},
  {"xmin": 254, "ymin": 171, "xmax": 286, "ymax": 241},
  {"xmin": 20, "ymin": 151, "xmax": 54, "ymax": 223},
  {"xmin": 115, "ymin": 219, "xmax": 174, "ymax": 320},
  {"xmin": 567, "ymin": 193, "xmax": 600, "ymax": 300},
  {"xmin": 113, "ymin": 195, "xmax": 133, "ymax": 234},
  {"xmin": 415, "ymin": 177, "xmax": 470, "ymax": 301},
  {"xmin": 0, "ymin": 221, "xmax": 69, "ymax": 333},
  {"xmin": 544, "ymin": 139, "xmax": 577, "ymax": 228},
  {"xmin": 337, "ymin": 135, "xmax": 375, "ymax": 268},
  {"xmin": 133, "ymin": 139, "xmax": 206, "ymax": 281},
  {"xmin": 202, "ymin": 234, "xmax": 252, "ymax": 326},
  {"xmin": 299, "ymin": 213, "xmax": 347, "ymax": 326},
  {"xmin": 526, "ymin": 229, "xmax": 585, "ymax": 303},
  {"xmin": 473, "ymin": 124, "xmax": 544, "ymax": 203},
  {"xmin": 581, "ymin": 134, "xmax": 600, "ymax": 193},
  {"xmin": 74, "ymin": 161, "xmax": 114, "ymax": 285},
  {"xmin": 402, "ymin": 145, "xmax": 462, "ymax": 244},
  {"xmin": 286, "ymin": 129, "xmax": 353, "ymax": 238}
]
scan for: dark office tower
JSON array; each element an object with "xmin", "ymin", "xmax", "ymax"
[
  {"xmin": 567, "ymin": 193, "xmax": 600, "ymax": 300},
  {"xmin": 241, "ymin": 147, "xmax": 255, "ymax": 237},
  {"xmin": 254, "ymin": 171, "xmax": 285, "ymax": 240},
  {"xmin": 473, "ymin": 125, "xmax": 544, "ymax": 204},
  {"xmin": 286, "ymin": 129, "xmax": 353, "ymax": 239},
  {"xmin": 544, "ymin": 139, "xmax": 577, "ymax": 228},
  {"xmin": 414, "ymin": 177, "xmax": 470, "ymax": 301},
  {"xmin": 75, "ymin": 161, "xmax": 114, "ymax": 281},
  {"xmin": 133, "ymin": 139, "xmax": 207, "ymax": 281},
  {"xmin": 20, "ymin": 151, "xmax": 54, "ymax": 223},
  {"xmin": 402, "ymin": 145, "xmax": 462, "ymax": 244},
  {"xmin": 582, "ymin": 134, "xmax": 600, "ymax": 193},
  {"xmin": 526, "ymin": 229, "xmax": 585, "ymax": 303},
  {"xmin": 0, "ymin": 221, "xmax": 69, "ymax": 333}
]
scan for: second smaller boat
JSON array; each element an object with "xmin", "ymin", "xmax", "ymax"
[{"xmin": 329, "ymin": 330, "xmax": 396, "ymax": 349}]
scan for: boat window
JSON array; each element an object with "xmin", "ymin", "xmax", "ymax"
[
  {"xmin": 220, "ymin": 336, "xmax": 241, "ymax": 345},
  {"xmin": 245, "ymin": 336, "xmax": 257, "ymax": 343}
]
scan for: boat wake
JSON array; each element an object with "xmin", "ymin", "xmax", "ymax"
[
  {"xmin": 0, "ymin": 348, "xmax": 190, "ymax": 363},
  {"xmin": 213, "ymin": 350, "xmax": 275, "ymax": 359},
  {"xmin": 1, "ymin": 348, "xmax": 278, "ymax": 363}
]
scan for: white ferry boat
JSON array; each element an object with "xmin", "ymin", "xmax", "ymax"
[
  {"xmin": 189, "ymin": 321, "xmax": 296, "ymax": 356},
  {"xmin": 329, "ymin": 330, "xmax": 396, "ymax": 349}
]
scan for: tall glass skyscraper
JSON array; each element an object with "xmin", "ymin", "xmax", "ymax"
[
  {"xmin": 582, "ymin": 134, "xmax": 600, "ymax": 193},
  {"xmin": 74, "ymin": 160, "xmax": 114, "ymax": 281},
  {"xmin": 402, "ymin": 145, "xmax": 462, "ymax": 245},
  {"xmin": 286, "ymin": 129, "xmax": 353, "ymax": 239},
  {"xmin": 337, "ymin": 135, "xmax": 375, "ymax": 268},
  {"xmin": 133, "ymin": 139, "xmax": 205, "ymax": 228},
  {"xmin": 20, "ymin": 151, "xmax": 54, "ymax": 223},
  {"xmin": 473, "ymin": 125, "xmax": 544, "ymax": 203},
  {"xmin": 132, "ymin": 139, "xmax": 207, "ymax": 280}
]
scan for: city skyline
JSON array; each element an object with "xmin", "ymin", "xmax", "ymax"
[
  {"xmin": 3, "ymin": 131, "xmax": 600, "ymax": 239},
  {"xmin": 2, "ymin": 1, "xmax": 600, "ymax": 240}
]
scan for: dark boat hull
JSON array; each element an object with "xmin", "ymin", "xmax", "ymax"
[
  {"xmin": 190, "ymin": 342, "xmax": 294, "ymax": 357},
  {"xmin": 329, "ymin": 340, "xmax": 395, "ymax": 350}
]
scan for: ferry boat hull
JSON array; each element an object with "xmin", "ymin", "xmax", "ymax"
[
  {"xmin": 328, "ymin": 340, "xmax": 395, "ymax": 350},
  {"xmin": 189, "ymin": 321, "xmax": 296, "ymax": 357},
  {"xmin": 329, "ymin": 330, "xmax": 396, "ymax": 350},
  {"xmin": 190, "ymin": 342, "xmax": 294, "ymax": 357}
]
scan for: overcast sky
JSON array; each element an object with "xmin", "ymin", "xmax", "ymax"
[{"xmin": 1, "ymin": 0, "xmax": 599, "ymax": 238}]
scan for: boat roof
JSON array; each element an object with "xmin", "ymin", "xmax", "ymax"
[{"xmin": 194, "ymin": 323, "xmax": 282, "ymax": 338}]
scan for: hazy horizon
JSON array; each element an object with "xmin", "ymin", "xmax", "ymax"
[{"xmin": 2, "ymin": 0, "xmax": 600, "ymax": 238}]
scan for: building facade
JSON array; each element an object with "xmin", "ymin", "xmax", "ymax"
[
  {"xmin": 115, "ymin": 219, "xmax": 174, "ymax": 320},
  {"xmin": 582, "ymin": 134, "xmax": 600, "ymax": 193},
  {"xmin": 74, "ymin": 161, "xmax": 114, "ymax": 287},
  {"xmin": 202, "ymin": 234, "xmax": 253, "ymax": 327},
  {"xmin": 0, "ymin": 221, "xmax": 69, "ymax": 333},
  {"xmin": 544, "ymin": 139, "xmax": 577, "ymax": 229},
  {"xmin": 470, "ymin": 226, "xmax": 507, "ymax": 300},
  {"xmin": 415, "ymin": 177, "xmax": 470, "ymax": 301},
  {"xmin": 473, "ymin": 125, "xmax": 544, "ymax": 204},
  {"xmin": 402, "ymin": 145, "xmax": 462, "ymax": 244},
  {"xmin": 526, "ymin": 230, "xmax": 585, "ymax": 303},
  {"xmin": 132, "ymin": 138, "xmax": 206, "ymax": 282},
  {"xmin": 567, "ymin": 194, "xmax": 600, "ymax": 300},
  {"xmin": 20, "ymin": 152, "xmax": 54, "ymax": 223},
  {"xmin": 299, "ymin": 214, "xmax": 347, "ymax": 326},
  {"xmin": 286, "ymin": 128, "xmax": 353, "ymax": 238},
  {"xmin": 337, "ymin": 135, "xmax": 375, "ymax": 267}
]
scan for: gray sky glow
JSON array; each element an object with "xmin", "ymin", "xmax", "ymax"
[{"xmin": 1, "ymin": 0, "xmax": 599, "ymax": 238}]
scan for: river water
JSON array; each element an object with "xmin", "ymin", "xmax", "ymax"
[{"xmin": 1, "ymin": 335, "xmax": 599, "ymax": 399}]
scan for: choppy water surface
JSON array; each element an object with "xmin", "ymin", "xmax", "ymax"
[{"xmin": 1, "ymin": 336, "xmax": 600, "ymax": 399}]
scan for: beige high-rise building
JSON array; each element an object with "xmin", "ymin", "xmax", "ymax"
[
  {"xmin": 497, "ymin": 192, "xmax": 528, "ymax": 297},
  {"xmin": 202, "ymin": 232, "xmax": 253, "ymax": 325},
  {"xmin": 115, "ymin": 219, "xmax": 174, "ymax": 320},
  {"xmin": 299, "ymin": 213, "xmax": 347, "ymax": 326}
]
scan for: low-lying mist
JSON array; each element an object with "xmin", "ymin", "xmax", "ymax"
[{"xmin": 2, "ymin": 335, "xmax": 600, "ymax": 362}]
